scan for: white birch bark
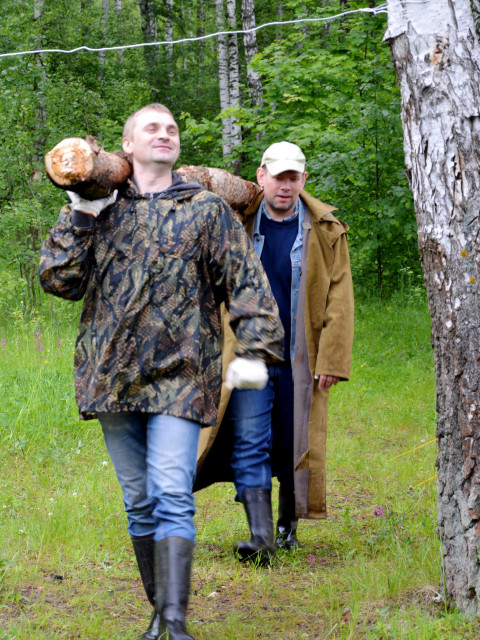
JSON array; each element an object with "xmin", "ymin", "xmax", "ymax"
[
  {"xmin": 216, "ymin": 0, "xmax": 233, "ymax": 157},
  {"xmin": 385, "ymin": 0, "xmax": 480, "ymax": 615},
  {"xmin": 226, "ymin": 0, "xmax": 242, "ymax": 156},
  {"xmin": 241, "ymin": 0, "xmax": 264, "ymax": 108}
]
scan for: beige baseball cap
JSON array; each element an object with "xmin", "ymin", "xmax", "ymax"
[{"xmin": 261, "ymin": 141, "xmax": 306, "ymax": 176}]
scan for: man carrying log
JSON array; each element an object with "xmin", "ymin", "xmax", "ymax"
[
  {"xmin": 39, "ymin": 103, "xmax": 284, "ymax": 640},
  {"xmin": 195, "ymin": 141, "xmax": 354, "ymax": 562}
]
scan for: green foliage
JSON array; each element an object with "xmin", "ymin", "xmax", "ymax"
[
  {"xmin": 0, "ymin": 0, "xmax": 420, "ymax": 319},
  {"xmin": 1, "ymin": 296, "xmax": 477, "ymax": 639}
]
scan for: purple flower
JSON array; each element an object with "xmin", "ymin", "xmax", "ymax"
[
  {"xmin": 307, "ymin": 555, "xmax": 316, "ymax": 563},
  {"xmin": 373, "ymin": 506, "xmax": 385, "ymax": 518}
]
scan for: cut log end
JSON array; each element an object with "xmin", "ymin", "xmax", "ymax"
[{"xmin": 45, "ymin": 138, "xmax": 95, "ymax": 185}]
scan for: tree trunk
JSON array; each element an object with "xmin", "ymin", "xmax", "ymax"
[
  {"xmin": 385, "ymin": 0, "xmax": 480, "ymax": 615},
  {"xmin": 99, "ymin": 0, "xmax": 109, "ymax": 66},
  {"xmin": 44, "ymin": 138, "xmax": 260, "ymax": 210},
  {"xmin": 215, "ymin": 0, "xmax": 233, "ymax": 158},
  {"xmin": 226, "ymin": 0, "xmax": 242, "ymax": 161},
  {"xmin": 165, "ymin": 0, "xmax": 174, "ymax": 87},
  {"xmin": 137, "ymin": 0, "xmax": 162, "ymax": 100},
  {"xmin": 241, "ymin": 0, "xmax": 264, "ymax": 108}
]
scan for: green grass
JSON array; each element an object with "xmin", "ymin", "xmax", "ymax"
[{"xmin": 0, "ymin": 296, "xmax": 478, "ymax": 639}]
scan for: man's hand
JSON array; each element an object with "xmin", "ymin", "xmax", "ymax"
[
  {"xmin": 225, "ymin": 357, "xmax": 269, "ymax": 391},
  {"xmin": 317, "ymin": 374, "xmax": 340, "ymax": 390},
  {"xmin": 67, "ymin": 190, "xmax": 117, "ymax": 217}
]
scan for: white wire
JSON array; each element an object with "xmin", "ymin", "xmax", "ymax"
[{"xmin": 0, "ymin": 5, "xmax": 387, "ymax": 60}]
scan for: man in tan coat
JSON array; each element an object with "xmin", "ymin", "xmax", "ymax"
[{"xmin": 195, "ymin": 141, "xmax": 354, "ymax": 562}]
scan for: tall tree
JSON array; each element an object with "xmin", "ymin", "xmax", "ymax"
[
  {"xmin": 165, "ymin": 0, "xmax": 174, "ymax": 87},
  {"xmin": 137, "ymin": 0, "xmax": 162, "ymax": 100},
  {"xmin": 385, "ymin": 0, "xmax": 480, "ymax": 614},
  {"xmin": 215, "ymin": 0, "xmax": 242, "ymax": 169},
  {"xmin": 241, "ymin": 0, "xmax": 264, "ymax": 108}
]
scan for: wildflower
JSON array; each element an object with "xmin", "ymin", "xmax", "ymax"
[
  {"xmin": 307, "ymin": 555, "xmax": 316, "ymax": 563},
  {"xmin": 461, "ymin": 250, "xmax": 468, "ymax": 258},
  {"xmin": 373, "ymin": 506, "xmax": 385, "ymax": 518},
  {"xmin": 72, "ymin": 492, "xmax": 77, "ymax": 497},
  {"xmin": 102, "ymin": 461, "xmax": 108, "ymax": 467},
  {"xmin": 469, "ymin": 277, "xmax": 476, "ymax": 284}
]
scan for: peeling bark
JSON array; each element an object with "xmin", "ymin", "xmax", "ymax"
[{"xmin": 385, "ymin": 0, "xmax": 480, "ymax": 614}]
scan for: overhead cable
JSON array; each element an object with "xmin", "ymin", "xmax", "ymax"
[{"xmin": 0, "ymin": 5, "xmax": 387, "ymax": 60}]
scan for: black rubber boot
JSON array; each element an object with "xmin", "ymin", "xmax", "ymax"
[
  {"xmin": 145, "ymin": 537, "xmax": 196, "ymax": 640},
  {"xmin": 132, "ymin": 534, "xmax": 156, "ymax": 606},
  {"xmin": 275, "ymin": 483, "xmax": 301, "ymax": 550},
  {"xmin": 140, "ymin": 608, "xmax": 164, "ymax": 640},
  {"xmin": 234, "ymin": 487, "xmax": 275, "ymax": 565}
]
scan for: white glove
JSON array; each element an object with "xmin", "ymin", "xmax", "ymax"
[
  {"xmin": 225, "ymin": 357, "xmax": 269, "ymax": 391},
  {"xmin": 67, "ymin": 190, "xmax": 117, "ymax": 217}
]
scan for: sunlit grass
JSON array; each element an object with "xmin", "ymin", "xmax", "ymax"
[{"xmin": 1, "ymin": 296, "xmax": 479, "ymax": 638}]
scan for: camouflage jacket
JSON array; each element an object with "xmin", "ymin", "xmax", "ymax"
[{"xmin": 39, "ymin": 174, "xmax": 284, "ymax": 425}]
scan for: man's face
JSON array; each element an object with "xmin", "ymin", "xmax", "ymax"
[
  {"xmin": 257, "ymin": 167, "xmax": 307, "ymax": 219},
  {"xmin": 122, "ymin": 110, "xmax": 180, "ymax": 170}
]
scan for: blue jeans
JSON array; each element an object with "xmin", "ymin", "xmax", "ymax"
[
  {"xmin": 98, "ymin": 413, "xmax": 201, "ymax": 543},
  {"xmin": 229, "ymin": 363, "xmax": 294, "ymax": 500}
]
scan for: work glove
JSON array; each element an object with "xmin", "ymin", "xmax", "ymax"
[
  {"xmin": 225, "ymin": 357, "xmax": 269, "ymax": 391},
  {"xmin": 67, "ymin": 190, "xmax": 117, "ymax": 217}
]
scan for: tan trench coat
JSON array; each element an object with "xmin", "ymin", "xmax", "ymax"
[{"xmin": 195, "ymin": 189, "xmax": 354, "ymax": 519}]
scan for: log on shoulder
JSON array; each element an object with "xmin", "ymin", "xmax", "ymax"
[
  {"xmin": 45, "ymin": 136, "xmax": 132, "ymax": 200},
  {"xmin": 45, "ymin": 137, "xmax": 261, "ymax": 210},
  {"xmin": 177, "ymin": 165, "xmax": 260, "ymax": 212}
]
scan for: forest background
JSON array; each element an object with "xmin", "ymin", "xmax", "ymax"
[{"xmin": 0, "ymin": 0, "xmax": 422, "ymax": 320}]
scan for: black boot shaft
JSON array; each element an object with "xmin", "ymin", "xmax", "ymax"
[
  {"xmin": 156, "ymin": 537, "xmax": 196, "ymax": 640},
  {"xmin": 275, "ymin": 484, "xmax": 301, "ymax": 550},
  {"xmin": 235, "ymin": 487, "xmax": 274, "ymax": 564},
  {"xmin": 131, "ymin": 534, "xmax": 156, "ymax": 606}
]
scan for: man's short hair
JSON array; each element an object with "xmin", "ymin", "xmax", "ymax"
[{"xmin": 123, "ymin": 103, "xmax": 175, "ymax": 140}]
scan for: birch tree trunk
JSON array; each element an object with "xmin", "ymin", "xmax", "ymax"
[
  {"xmin": 99, "ymin": 0, "xmax": 109, "ymax": 66},
  {"xmin": 33, "ymin": 0, "xmax": 47, "ymax": 165},
  {"xmin": 241, "ymin": 0, "xmax": 264, "ymax": 108},
  {"xmin": 226, "ymin": 0, "xmax": 242, "ymax": 171},
  {"xmin": 216, "ymin": 0, "xmax": 233, "ymax": 158},
  {"xmin": 137, "ymin": 0, "xmax": 162, "ymax": 100},
  {"xmin": 385, "ymin": 0, "xmax": 480, "ymax": 615},
  {"xmin": 165, "ymin": 0, "xmax": 174, "ymax": 87}
]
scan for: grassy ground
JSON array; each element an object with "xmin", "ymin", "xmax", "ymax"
[{"xmin": 0, "ymin": 296, "xmax": 478, "ymax": 639}]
